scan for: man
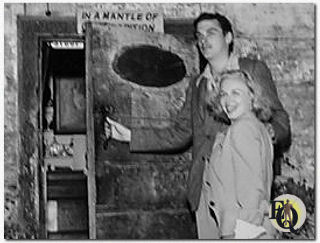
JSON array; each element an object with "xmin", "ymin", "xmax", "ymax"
[
  {"xmin": 105, "ymin": 12, "xmax": 291, "ymax": 238},
  {"xmin": 284, "ymin": 199, "xmax": 293, "ymax": 227}
]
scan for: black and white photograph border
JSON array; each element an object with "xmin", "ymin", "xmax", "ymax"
[{"xmin": 2, "ymin": 1, "xmax": 316, "ymax": 240}]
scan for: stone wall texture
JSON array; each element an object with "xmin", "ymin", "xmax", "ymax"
[{"xmin": 4, "ymin": 3, "xmax": 315, "ymax": 239}]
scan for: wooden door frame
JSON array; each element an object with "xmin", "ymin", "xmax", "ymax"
[
  {"xmin": 85, "ymin": 23, "xmax": 96, "ymax": 239},
  {"xmin": 17, "ymin": 16, "xmax": 80, "ymax": 239}
]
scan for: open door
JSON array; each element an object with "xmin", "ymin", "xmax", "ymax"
[{"xmin": 85, "ymin": 23, "xmax": 199, "ymax": 239}]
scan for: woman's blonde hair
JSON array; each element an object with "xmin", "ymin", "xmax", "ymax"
[{"xmin": 207, "ymin": 69, "xmax": 272, "ymax": 122}]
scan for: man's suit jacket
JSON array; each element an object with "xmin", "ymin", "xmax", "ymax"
[{"xmin": 130, "ymin": 57, "xmax": 291, "ymax": 212}]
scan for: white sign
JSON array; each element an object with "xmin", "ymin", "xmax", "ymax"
[
  {"xmin": 77, "ymin": 10, "xmax": 164, "ymax": 34},
  {"xmin": 49, "ymin": 41, "xmax": 84, "ymax": 50}
]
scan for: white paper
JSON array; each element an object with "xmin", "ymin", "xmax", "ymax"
[{"xmin": 234, "ymin": 219, "xmax": 266, "ymax": 239}]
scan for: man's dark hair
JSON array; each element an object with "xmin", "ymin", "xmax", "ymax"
[{"xmin": 193, "ymin": 12, "xmax": 234, "ymax": 55}]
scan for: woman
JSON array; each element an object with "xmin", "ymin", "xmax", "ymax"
[{"xmin": 202, "ymin": 70, "xmax": 276, "ymax": 239}]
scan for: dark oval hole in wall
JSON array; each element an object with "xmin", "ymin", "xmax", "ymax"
[{"xmin": 113, "ymin": 45, "xmax": 187, "ymax": 87}]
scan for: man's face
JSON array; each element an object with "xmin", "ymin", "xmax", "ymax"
[{"xmin": 195, "ymin": 19, "xmax": 230, "ymax": 61}]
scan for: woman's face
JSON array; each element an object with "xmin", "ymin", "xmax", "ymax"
[{"xmin": 220, "ymin": 77, "xmax": 253, "ymax": 121}]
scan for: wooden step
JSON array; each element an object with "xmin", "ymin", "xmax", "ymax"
[{"xmin": 47, "ymin": 171, "xmax": 87, "ymax": 199}]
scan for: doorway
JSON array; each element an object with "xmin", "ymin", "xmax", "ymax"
[{"xmin": 40, "ymin": 38, "xmax": 88, "ymax": 239}]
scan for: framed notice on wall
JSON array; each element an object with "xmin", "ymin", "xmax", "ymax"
[
  {"xmin": 77, "ymin": 10, "xmax": 164, "ymax": 33},
  {"xmin": 54, "ymin": 76, "xmax": 86, "ymax": 134}
]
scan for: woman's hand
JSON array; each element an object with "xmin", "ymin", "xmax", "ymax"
[{"xmin": 265, "ymin": 122, "xmax": 276, "ymax": 143}]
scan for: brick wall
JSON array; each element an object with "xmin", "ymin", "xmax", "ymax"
[{"xmin": 4, "ymin": 3, "xmax": 314, "ymax": 239}]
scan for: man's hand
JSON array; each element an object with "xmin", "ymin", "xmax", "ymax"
[{"xmin": 104, "ymin": 117, "xmax": 131, "ymax": 142}]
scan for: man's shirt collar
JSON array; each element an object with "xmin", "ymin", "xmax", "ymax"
[{"xmin": 196, "ymin": 53, "xmax": 239, "ymax": 87}]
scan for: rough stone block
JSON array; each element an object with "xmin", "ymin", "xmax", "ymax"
[
  {"xmin": 200, "ymin": 3, "xmax": 314, "ymax": 38},
  {"xmin": 96, "ymin": 160, "xmax": 190, "ymax": 209},
  {"xmin": 257, "ymin": 39, "xmax": 314, "ymax": 85},
  {"xmin": 57, "ymin": 200, "xmax": 88, "ymax": 231},
  {"xmin": 96, "ymin": 209, "xmax": 196, "ymax": 239},
  {"xmin": 4, "ymin": 131, "xmax": 19, "ymax": 185},
  {"xmin": 4, "ymin": 3, "xmax": 24, "ymax": 34},
  {"xmin": 278, "ymin": 84, "xmax": 314, "ymax": 188}
]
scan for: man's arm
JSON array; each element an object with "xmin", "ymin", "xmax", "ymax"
[
  {"xmin": 250, "ymin": 60, "xmax": 291, "ymax": 152},
  {"xmin": 105, "ymin": 81, "xmax": 194, "ymax": 153}
]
